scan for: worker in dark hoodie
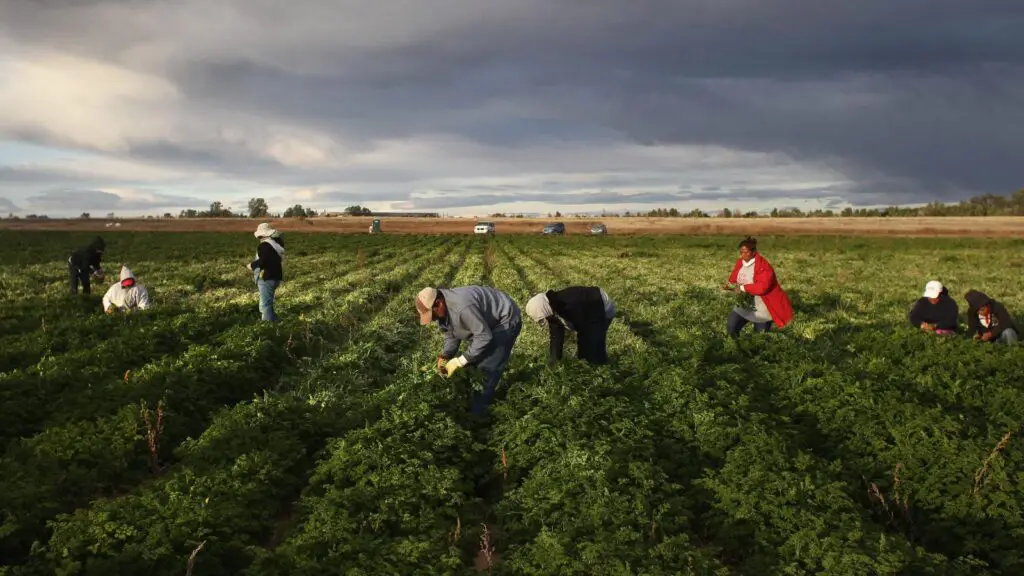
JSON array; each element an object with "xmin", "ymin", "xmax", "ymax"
[
  {"xmin": 965, "ymin": 290, "xmax": 1019, "ymax": 345},
  {"xmin": 908, "ymin": 280, "xmax": 959, "ymax": 335},
  {"xmin": 68, "ymin": 236, "xmax": 106, "ymax": 295},
  {"xmin": 524, "ymin": 286, "xmax": 616, "ymax": 365}
]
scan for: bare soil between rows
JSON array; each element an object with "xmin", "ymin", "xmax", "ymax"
[{"xmin": 2, "ymin": 216, "xmax": 1023, "ymax": 237}]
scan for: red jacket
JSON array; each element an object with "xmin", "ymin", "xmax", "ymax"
[{"xmin": 728, "ymin": 254, "xmax": 794, "ymax": 328}]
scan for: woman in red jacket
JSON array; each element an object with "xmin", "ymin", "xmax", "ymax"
[{"xmin": 721, "ymin": 237, "xmax": 794, "ymax": 335}]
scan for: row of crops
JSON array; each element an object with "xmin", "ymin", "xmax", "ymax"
[{"xmin": 1, "ymin": 231, "xmax": 1023, "ymax": 574}]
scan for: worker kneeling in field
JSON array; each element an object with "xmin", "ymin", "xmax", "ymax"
[
  {"xmin": 909, "ymin": 280, "xmax": 958, "ymax": 335},
  {"xmin": 524, "ymin": 286, "xmax": 616, "ymax": 365},
  {"xmin": 965, "ymin": 290, "xmax": 1018, "ymax": 345},
  {"xmin": 722, "ymin": 236, "xmax": 793, "ymax": 335},
  {"xmin": 417, "ymin": 285, "xmax": 522, "ymax": 415},
  {"xmin": 68, "ymin": 236, "xmax": 106, "ymax": 295},
  {"xmin": 102, "ymin": 266, "xmax": 151, "ymax": 314}
]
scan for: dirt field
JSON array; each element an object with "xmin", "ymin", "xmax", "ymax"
[{"xmin": 2, "ymin": 215, "xmax": 1023, "ymax": 237}]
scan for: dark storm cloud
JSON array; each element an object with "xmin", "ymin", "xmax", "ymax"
[
  {"xmin": 0, "ymin": 197, "xmax": 21, "ymax": 212},
  {"xmin": 26, "ymin": 189, "xmax": 208, "ymax": 211},
  {"xmin": 1, "ymin": 0, "xmax": 1022, "ymax": 208}
]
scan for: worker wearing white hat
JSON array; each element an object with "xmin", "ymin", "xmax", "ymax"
[
  {"xmin": 909, "ymin": 280, "xmax": 959, "ymax": 335},
  {"xmin": 416, "ymin": 285, "xmax": 522, "ymax": 415},
  {"xmin": 249, "ymin": 223, "xmax": 285, "ymax": 321}
]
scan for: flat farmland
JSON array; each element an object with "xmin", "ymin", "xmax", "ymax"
[
  {"xmin": 1, "ymin": 231, "xmax": 1023, "ymax": 575},
  {"xmin": 3, "ymin": 215, "xmax": 1024, "ymax": 237}
]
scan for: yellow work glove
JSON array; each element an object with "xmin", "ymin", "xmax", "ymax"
[{"xmin": 445, "ymin": 356, "xmax": 468, "ymax": 377}]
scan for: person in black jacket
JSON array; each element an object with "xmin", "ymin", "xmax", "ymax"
[
  {"xmin": 249, "ymin": 223, "xmax": 285, "ymax": 321},
  {"xmin": 965, "ymin": 290, "xmax": 1018, "ymax": 345},
  {"xmin": 908, "ymin": 280, "xmax": 958, "ymax": 335},
  {"xmin": 524, "ymin": 286, "xmax": 616, "ymax": 365},
  {"xmin": 68, "ymin": 236, "xmax": 106, "ymax": 295}
]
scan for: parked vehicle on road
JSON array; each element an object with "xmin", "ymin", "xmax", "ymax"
[
  {"xmin": 474, "ymin": 221, "xmax": 496, "ymax": 235},
  {"xmin": 591, "ymin": 223, "xmax": 608, "ymax": 235},
  {"xmin": 542, "ymin": 222, "xmax": 566, "ymax": 235}
]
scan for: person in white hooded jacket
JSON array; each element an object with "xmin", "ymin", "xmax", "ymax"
[{"xmin": 102, "ymin": 266, "xmax": 151, "ymax": 314}]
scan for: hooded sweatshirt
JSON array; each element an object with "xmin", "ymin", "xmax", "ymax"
[
  {"xmin": 250, "ymin": 235, "xmax": 285, "ymax": 281},
  {"xmin": 908, "ymin": 288, "xmax": 959, "ymax": 331},
  {"xmin": 527, "ymin": 286, "xmax": 615, "ymax": 365},
  {"xmin": 70, "ymin": 236, "xmax": 105, "ymax": 273},
  {"xmin": 102, "ymin": 267, "xmax": 151, "ymax": 312},
  {"xmin": 965, "ymin": 290, "xmax": 1017, "ymax": 340},
  {"xmin": 437, "ymin": 286, "xmax": 521, "ymax": 364}
]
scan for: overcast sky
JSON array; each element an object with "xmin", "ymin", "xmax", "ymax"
[{"xmin": 1, "ymin": 1, "xmax": 1021, "ymax": 217}]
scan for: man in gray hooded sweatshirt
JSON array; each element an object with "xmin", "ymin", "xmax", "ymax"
[{"xmin": 416, "ymin": 285, "xmax": 522, "ymax": 415}]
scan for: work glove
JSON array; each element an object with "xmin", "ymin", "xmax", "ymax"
[
  {"xmin": 105, "ymin": 307, "xmax": 115, "ymax": 315},
  {"xmin": 444, "ymin": 356, "xmax": 468, "ymax": 377}
]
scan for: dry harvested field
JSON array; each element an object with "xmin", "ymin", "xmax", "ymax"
[{"xmin": 2, "ymin": 215, "xmax": 1024, "ymax": 237}]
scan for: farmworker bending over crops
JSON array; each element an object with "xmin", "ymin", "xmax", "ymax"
[
  {"xmin": 908, "ymin": 281, "xmax": 959, "ymax": 335},
  {"xmin": 965, "ymin": 290, "xmax": 1018, "ymax": 345},
  {"xmin": 102, "ymin": 266, "xmax": 150, "ymax": 314},
  {"xmin": 68, "ymin": 236, "xmax": 106, "ymax": 295},
  {"xmin": 416, "ymin": 286, "xmax": 522, "ymax": 415},
  {"xmin": 524, "ymin": 286, "xmax": 616, "ymax": 365},
  {"xmin": 249, "ymin": 223, "xmax": 285, "ymax": 321},
  {"xmin": 722, "ymin": 237, "xmax": 793, "ymax": 335}
]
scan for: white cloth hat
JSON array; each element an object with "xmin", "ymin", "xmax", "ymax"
[
  {"xmin": 416, "ymin": 287, "xmax": 438, "ymax": 325},
  {"xmin": 923, "ymin": 280, "xmax": 944, "ymax": 299},
  {"xmin": 254, "ymin": 222, "xmax": 279, "ymax": 239},
  {"xmin": 525, "ymin": 293, "xmax": 553, "ymax": 323}
]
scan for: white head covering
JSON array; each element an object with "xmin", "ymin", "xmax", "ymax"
[
  {"xmin": 415, "ymin": 287, "xmax": 438, "ymax": 325},
  {"xmin": 254, "ymin": 222, "xmax": 279, "ymax": 239},
  {"xmin": 525, "ymin": 293, "xmax": 554, "ymax": 323},
  {"xmin": 923, "ymin": 280, "xmax": 944, "ymax": 299}
]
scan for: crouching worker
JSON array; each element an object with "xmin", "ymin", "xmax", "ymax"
[
  {"xmin": 722, "ymin": 236, "xmax": 793, "ymax": 335},
  {"xmin": 524, "ymin": 286, "xmax": 616, "ymax": 365},
  {"xmin": 416, "ymin": 286, "xmax": 522, "ymax": 415},
  {"xmin": 965, "ymin": 290, "xmax": 1018, "ymax": 345},
  {"xmin": 102, "ymin": 266, "xmax": 150, "ymax": 314},
  {"xmin": 909, "ymin": 281, "xmax": 958, "ymax": 335}
]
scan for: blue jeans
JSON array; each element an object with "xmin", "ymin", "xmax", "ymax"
[
  {"xmin": 257, "ymin": 278, "xmax": 280, "ymax": 321},
  {"xmin": 727, "ymin": 310, "xmax": 772, "ymax": 336},
  {"xmin": 471, "ymin": 318, "xmax": 523, "ymax": 415},
  {"xmin": 998, "ymin": 329, "xmax": 1019, "ymax": 345}
]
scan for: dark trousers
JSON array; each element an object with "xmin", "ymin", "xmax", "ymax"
[
  {"xmin": 69, "ymin": 261, "xmax": 91, "ymax": 295},
  {"xmin": 472, "ymin": 318, "xmax": 523, "ymax": 415},
  {"xmin": 577, "ymin": 317, "xmax": 612, "ymax": 365},
  {"xmin": 727, "ymin": 310, "xmax": 772, "ymax": 336}
]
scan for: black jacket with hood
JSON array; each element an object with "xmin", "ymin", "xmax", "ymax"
[
  {"xmin": 70, "ymin": 236, "xmax": 105, "ymax": 272},
  {"xmin": 908, "ymin": 288, "xmax": 959, "ymax": 331},
  {"xmin": 965, "ymin": 290, "xmax": 1017, "ymax": 341},
  {"xmin": 545, "ymin": 286, "xmax": 610, "ymax": 364}
]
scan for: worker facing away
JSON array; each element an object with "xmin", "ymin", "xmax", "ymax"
[
  {"xmin": 102, "ymin": 266, "xmax": 151, "ymax": 314},
  {"xmin": 68, "ymin": 236, "xmax": 106, "ymax": 295},
  {"xmin": 417, "ymin": 285, "xmax": 522, "ymax": 415},
  {"xmin": 909, "ymin": 280, "xmax": 959, "ymax": 335},
  {"xmin": 525, "ymin": 286, "xmax": 616, "ymax": 365}
]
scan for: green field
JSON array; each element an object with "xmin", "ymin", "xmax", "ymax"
[{"xmin": 1, "ymin": 231, "xmax": 1023, "ymax": 575}]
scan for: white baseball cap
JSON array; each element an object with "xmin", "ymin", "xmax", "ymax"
[{"xmin": 923, "ymin": 280, "xmax": 944, "ymax": 299}]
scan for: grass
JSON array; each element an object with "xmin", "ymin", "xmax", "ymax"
[{"xmin": 1, "ymin": 231, "xmax": 1023, "ymax": 575}]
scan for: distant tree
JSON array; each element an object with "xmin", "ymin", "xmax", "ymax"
[
  {"xmin": 179, "ymin": 209, "xmax": 199, "ymax": 218},
  {"xmin": 80, "ymin": 212, "xmax": 90, "ymax": 219},
  {"xmin": 305, "ymin": 207, "xmax": 318, "ymax": 218},
  {"xmin": 163, "ymin": 213, "xmax": 173, "ymax": 219},
  {"xmin": 554, "ymin": 211, "xmax": 562, "ymax": 218},
  {"xmin": 720, "ymin": 208, "xmax": 732, "ymax": 218},
  {"xmin": 344, "ymin": 205, "xmax": 371, "ymax": 216},
  {"xmin": 283, "ymin": 204, "xmax": 306, "ymax": 218},
  {"xmin": 248, "ymin": 198, "xmax": 269, "ymax": 218},
  {"xmin": 106, "ymin": 212, "xmax": 115, "ymax": 219}
]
